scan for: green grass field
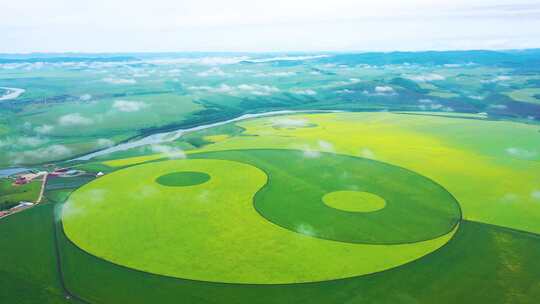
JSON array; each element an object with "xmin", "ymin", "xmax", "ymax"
[
  {"xmin": 2, "ymin": 111, "xmax": 540, "ymax": 303},
  {"xmin": 0, "ymin": 179, "xmax": 40, "ymax": 210},
  {"xmin": 505, "ymin": 88, "xmax": 540, "ymax": 104}
]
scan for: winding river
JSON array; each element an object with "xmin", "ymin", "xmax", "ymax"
[{"xmin": 72, "ymin": 110, "xmax": 340, "ymax": 161}]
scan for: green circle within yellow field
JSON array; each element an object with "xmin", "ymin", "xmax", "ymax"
[{"xmin": 323, "ymin": 191, "xmax": 386, "ymax": 213}]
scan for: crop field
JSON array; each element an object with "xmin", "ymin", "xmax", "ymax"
[
  {"xmin": 0, "ymin": 178, "xmax": 40, "ymax": 210},
  {"xmin": 1, "ymin": 51, "xmax": 540, "ymax": 304},
  {"xmin": 2, "ymin": 112, "xmax": 534, "ymax": 303}
]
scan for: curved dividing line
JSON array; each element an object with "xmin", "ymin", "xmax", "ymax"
[
  {"xmin": 57, "ymin": 204, "xmax": 461, "ymax": 288},
  {"xmin": 190, "ymin": 148, "xmax": 463, "ymax": 245}
]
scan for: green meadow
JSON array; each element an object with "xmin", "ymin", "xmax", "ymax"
[{"xmin": 2, "ymin": 51, "xmax": 540, "ymax": 303}]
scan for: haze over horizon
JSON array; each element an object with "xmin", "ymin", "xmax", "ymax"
[{"xmin": 2, "ymin": 0, "xmax": 540, "ymax": 53}]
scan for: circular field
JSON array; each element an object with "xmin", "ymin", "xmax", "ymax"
[
  {"xmin": 62, "ymin": 149, "xmax": 460, "ymax": 284},
  {"xmin": 323, "ymin": 191, "xmax": 386, "ymax": 212},
  {"xmin": 155, "ymin": 171, "xmax": 210, "ymax": 187}
]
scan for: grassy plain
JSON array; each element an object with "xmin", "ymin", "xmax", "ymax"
[
  {"xmin": 0, "ymin": 179, "xmax": 40, "ymax": 210},
  {"xmin": 505, "ymin": 88, "xmax": 540, "ymax": 104},
  {"xmin": 57, "ymin": 220, "xmax": 540, "ymax": 304}
]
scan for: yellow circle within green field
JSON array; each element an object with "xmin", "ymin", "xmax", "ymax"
[{"xmin": 323, "ymin": 191, "xmax": 386, "ymax": 212}]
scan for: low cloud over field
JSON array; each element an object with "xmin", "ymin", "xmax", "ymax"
[
  {"xmin": 363, "ymin": 86, "xmax": 397, "ymax": 96},
  {"xmin": 271, "ymin": 118, "xmax": 310, "ymax": 128},
  {"xmin": 97, "ymin": 138, "xmax": 115, "ymax": 147},
  {"xmin": 375, "ymin": 86, "xmax": 395, "ymax": 94},
  {"xmin": 113, "ymin": 100, "xmax": 148, "ymax": 112},
  {"xmin": 61, "ymin": 189, "xmax": 107, "ymax": 221},
  {"xmin": 301, "ymin": 140, "xmax": 335, "ymax": 158},
  {"xmin": 406, "ymin": 73, "xmax": 445, "ymax": 82},
  {"xmin": 360, "ymin": 148, "xmax": 376, "ymax": 159},
  {"xmin": 481, "ymin": 75, "xmax": 512, "ymax": 83},
  {"xmin": 505, "ymin": 147, "xmax": 537, "ymax": 159},
  {"xmin": 318, "ymin": 140, "xmax": 334, "ymax": 152},
  {"xmin": 254, "ymin": 71, "xmax": 296, "ymax": 77},
  {"xmin": 79, "ymin": 94, "xmax": 92, "ymax": 101},
  {"xmin": 532, "ymin": 190, "xmax": 540, "ymax": 200},
  {"xmin": 197, "ymin": 67, "xmax": 229, "ymax": 77},
  {"xmin": 34, "ymin": 124, "xmax": 54, "ymax": 134},
  {"xmin": 292, "ymin": 89, "xmax": 317, "ymax": 96},
  {"xmin": 237, "ymin": 84, "xmax": 280, "ymax": 95},
  {"xmin": 58, "ymin": 113, "xmax": 93, "ymax": 126},
  {"xmin": 10, "ymin": 144, "xmax": 72, "ymax": 164},
  {"xmin": 16, "ymin": 136, "xmax": 47, "ymax": 147},
  {"xmin": 151, "ymin": 144, "xmax": 186, "ymax": 159},
  {"xmin": 189, "ymin": 83, "xmax": 280, "ymax": 96},
  {"xmin": 417, "ymin": 99, "xmax": 454, "ymax": 112},
  {"xmin": 102, "ymin": 77, "xmax": 136, "ymax": 85},
  {"xmin": 296, "ymin": 223, "xmax": 317, "ymax": 237}
]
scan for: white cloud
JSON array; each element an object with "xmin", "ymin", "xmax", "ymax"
[
  {"xmin": 364, "ymin": 86, "xmax": 397, "ymax": 96},
  {"xmin": 79, "ymin": 94, "xmax": 92, "ymax": 101},
  {"xmin": 112, "ymin": 100, "xmax": 148, "ymax": 112},
  {"xmin": 318, "ymin": 140, "xmax": 334, "ymax": 152},
  {"xmin": 246, "ymin": 55, "xmax": 329, "ymax": 63},
  {"xmin": 302, "ymin": 148, "xmax": 321, "ymax": 158},
  {"xmin": 481, "ymin": 75, "xmax": 512, "ymax": 83},
  {"xmin": 62, "ymin": 189, "xmax": 107, "ymax": 220},
  {"xmin": 469, "ymin": 95, "xmax": 485, "ymax": 100},
  {"xmin": 292, "ymin": 89, "xmax": 317, "ymax": 96},
  {"xmin": 375, "ymin": 86, "xmax": 395, "ymax": 94},
  {"xmin": 34, "ymin": 124, "xmax": 54, "ymax": 134},
  {"xmin": 488, "ymin": 104, "xmax": 508, "ymax": 110},
  {"xmin": 148, "ymin": 56, "xmax": 249, "ymax": 65},
  {"xmin": 197, "ymin": 67, "xmax": 228, "ymax": 77},
  {"xmin": 505, "ymin": 147, "xmax": 537, "ymax": 159},
  {"xmin": 238, "ymin": 84, "xmax": 280, "ymax": 95},
  {"xmin": 97, "ymin": 138, "xmax": 115, "ymax": 147},
  {"xmin": 150, "ymin": 144, "xmax": 186, "ymax": 159},
  {"xmin": 254, "ymin": 71, "xmax": 296, "ymax": 77},
  {"xmin": 17, "ymin": 136, "xmax": 47, "ymax": 147},
  {"xmin": 271, "ymin": 118, "xmax": 310, "ymax": 128},
  {"xmin": 333, "ymin": 78, "xmax": 362, "ymax": 86},
  {"xmin": 501, "ymin": 193, "xmax": 519, "ymax": 202},
  {"xmin": 300, "ymin": 140, "xmax": 334, "ymax": 158},
  {"xmin": 58, "ymin": 113, "xmax": 93, "ymax": 126},
  {"xmin": 188, "ymin": 84, "xmax": 235, "ymax": 94},
  {"xmin": 419, "ymin": 103, "xmax": 454, "ymax": 112},
  {"xmin": 406, "ymin": 73, "xmax": 445, "ymax": 82},
  {"xmin": 102, "ymin": 77, "xmax": 136, "ymax": 84},
  {"xmin": 360, "ymin": 148, "xmax": 376, "ymax": 159},
  {"xmin": 10, "ymin": 144, "xmax": 72, "ymax": 164},
  {"xmin": 296, "ymin": 223, "xmax": 317, "ymax": 237},
  {"xmin": 186, "ymin": 83, "xmax": 281, "ymax": 96}
]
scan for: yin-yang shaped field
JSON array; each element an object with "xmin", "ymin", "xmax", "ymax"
[{"xmin": 56, "ymin": 112, "xmax": 540, "ymax": 303}]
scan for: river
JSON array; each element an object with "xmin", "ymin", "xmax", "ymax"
[{"xmin": 72, "ymin": 110, "xmax": 340, "ymax": 161}]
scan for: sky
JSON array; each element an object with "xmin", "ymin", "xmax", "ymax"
[{"xmin": 1, "ymin": 0, "xmax": 540, "ymax": 53}]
